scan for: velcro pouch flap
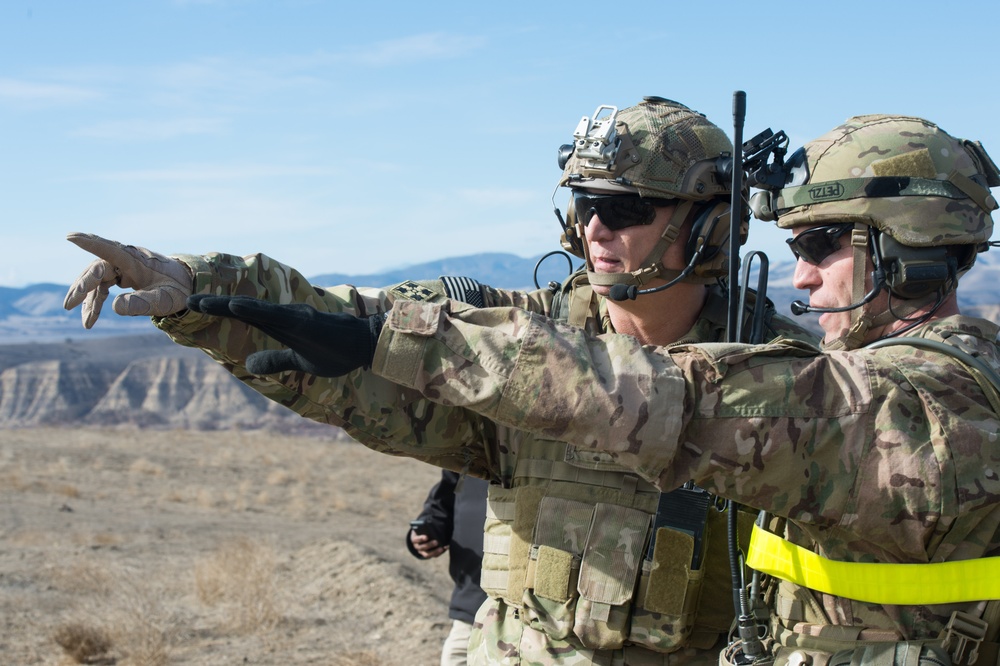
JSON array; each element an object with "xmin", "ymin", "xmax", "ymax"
[{"xmin": 578, "ymin": 503, "xmax": 649, "ymax": 606}]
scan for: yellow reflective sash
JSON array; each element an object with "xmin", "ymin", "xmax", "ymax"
[{"xmin": 747, "ymin": 524, "xmax": 1000, "ymax": 605}]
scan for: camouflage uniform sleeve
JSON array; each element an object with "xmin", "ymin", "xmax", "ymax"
[
  {"xmin": 373, "ymin": 298, "xmax": 689, "ymax": 484},
  {"xmin": 151, "ymin": 253, "xmax": 495, "ymax": 477},
  {"xmin": 373, "ymin": 299, "xmax": 941, "ymax": 553}
]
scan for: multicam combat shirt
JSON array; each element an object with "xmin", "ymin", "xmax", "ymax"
[{"xmin": 372, "ymin": 297, "xmax": 1000, "ymax": 650}]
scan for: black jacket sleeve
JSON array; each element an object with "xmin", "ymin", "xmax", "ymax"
[
  {"xmin": 406, "ymin": 469, "xmax": 457, "ymax": 558},
  {"xmin": 406, "ymin": 470, "xmax": 489, "ymax": 623}
]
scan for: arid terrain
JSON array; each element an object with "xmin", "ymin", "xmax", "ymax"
[{"xmin": 0, "ymin": 427, "xmax": 454, "ymax": 665}]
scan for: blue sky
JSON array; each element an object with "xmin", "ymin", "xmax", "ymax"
[{"xmin": 3, "ymin": 0, "xmax": 999, "ymax": 287}]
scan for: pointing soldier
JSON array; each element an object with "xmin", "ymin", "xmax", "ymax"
[{"xmin": 64, "ymin": 98, "xmax": 816, "ymax": 664}]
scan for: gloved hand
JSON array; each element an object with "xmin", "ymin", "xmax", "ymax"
[
  {"xmin": 63, "ymin": 232, "xmax": 194, "ymax": 329},
  {"xmin": 187, "ymin": 294, "xmax": 385, "ymax": 377}
]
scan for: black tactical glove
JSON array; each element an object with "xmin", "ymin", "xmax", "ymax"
[{"xmin": 187, "ymin": 294, "xmax": 386, "ymax": 377}]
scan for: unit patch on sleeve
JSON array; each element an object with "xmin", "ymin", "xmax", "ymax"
[{"xmin": 390, "ymin": 280, "xmax": 438, "ymax": 302}]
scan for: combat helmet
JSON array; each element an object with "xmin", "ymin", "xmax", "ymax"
[
  {"xmin": 555, "ymin": 97, "xmax": 743, "ymax": 295},
  {"xmin": 751, "ymin": 114, "xmax": 1000, "ymax": 348}
]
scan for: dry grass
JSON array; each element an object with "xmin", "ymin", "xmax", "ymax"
[
  {"xmin": 50, "ymin": 562, "xmax": 174, "ymax": 666},
  {"xmin": 8, "ymin": 528, "xmax": 51, "ymax": 547},
  {"xmin": 70, "ymin": 530, "xmax": 123, "ymax": 548},
  {"xmin": 265, "ymin": 468, "xmax": 291, "ymax": 486},
  {"xmin": 194, "ymin": 536, "xmax": 284, "ymax": 634},
  {"xmin": 129, "ymin": 458, "xmax": 165, "ymax": 476},
  {"xmin": 53, "ymin": 623, "xmax": 113, "ymax": 664},
  {"xmin": 45, "ymin": 559, "xmax": 118, "ymax": 595},
  {"xmin": 196, "ymin": 486, "xmax": 215, "ymax": 508},
  {"xmin": 53, "ymin": 482, "xmax": 81, "ymax": 498},
  {"xmin": 0, "ymin": 470, "xmax": 28, "ymax": 491},
  {"xmin": 1, "ymin": 428, "xmax": 451, "ymax": 665},
  {"xmin": 328, "ymin": 652, "xmax": 383, "ymax": 665}
]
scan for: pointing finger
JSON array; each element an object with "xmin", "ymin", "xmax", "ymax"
[{"xmin": 66, "ymin": 232, "xmax": 142, "ymax": 269}]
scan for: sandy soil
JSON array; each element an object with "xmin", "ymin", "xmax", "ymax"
[{"xmin": 0, "ymin": 427, "xmax": 454, "ymax": 665}]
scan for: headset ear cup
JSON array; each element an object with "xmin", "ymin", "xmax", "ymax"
[
  {"xmin": 558, "ymin": 197, "xmax": 586, "ymax": 259},
  {"xmin": 876, "ymin": 233, "xmax": 956, "ymax": 299},
  {"xmin": 685, "ymin": 201, "xmax": 732, "ymax": 264},
  {"xmin": 560, "ymin": 228, "xmax": 586, "ymax": 258}
]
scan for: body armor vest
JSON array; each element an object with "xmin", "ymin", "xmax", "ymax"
[{"xmin": 475, "ymin": 271, "xmax": 750, "ymax": 653}]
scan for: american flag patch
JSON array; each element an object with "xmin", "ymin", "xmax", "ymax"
[{"xmin": 440, "ymin": 275, "xmax": 485, "ymax": 308}]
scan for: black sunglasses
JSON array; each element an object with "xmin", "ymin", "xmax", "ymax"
[
  {"xmin": 573, "ymin": 192, "xmax": 673, "ymax": 231},
  {"xmin": 786, "ymin": 224, "xmax": 854, "ymax": 265}
]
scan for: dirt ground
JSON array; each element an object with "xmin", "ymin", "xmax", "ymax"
[{"xmin": 0, "ymin": 427, "xmax": 455, "ymax": 665}]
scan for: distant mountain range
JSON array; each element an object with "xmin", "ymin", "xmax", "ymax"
[
  {"xmin": 2, "ymin": 250, "xmax": 997, "ymax": 431},
  {"xmin": 0, "ymin": 333, "xmax": 329, "ymax": 432},
  {"xmin": 0, "ymin": 253, "xmax": 575, "ymax": 344},
  {"xmin": 5, "ymin": 249, "xmax": 998, "ymax": 344}
]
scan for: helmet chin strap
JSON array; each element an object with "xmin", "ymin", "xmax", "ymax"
[
  {"xmin": 823, "ymin": 224, "xmax": 935, "ymax": 351},
  {"xmin": 584, "ymin": 200, "xmax": 716, "ymax": 291},
  {"xmin": 823, "ymin": 224, "xmax": 881, "ymax": 351}
]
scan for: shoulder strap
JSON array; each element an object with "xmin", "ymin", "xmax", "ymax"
[{"xmin": 550, "ymin": 269, "xmax": 600, "ymax": 328}]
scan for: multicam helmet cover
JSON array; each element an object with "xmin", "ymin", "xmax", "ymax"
[
  {"xmin": 559, "ymin": 96, "xmax": 734, "ymax": 201},
  {"xmin": 557, "ymin": 97, "xmax": 741, "ymax": 285},
  {"xmin": 767, "ymin": 114, "xmax": 1000, "ymax": 249},
  {"xmin": 753, "ymin": 114, "xmax": 1000, "ymax": 350}
]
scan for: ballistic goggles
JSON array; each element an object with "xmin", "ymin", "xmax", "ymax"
[
  {"xmin": 786, "ymin": 223, "xmax": 854, "ymax": 265},
  {"xmin": 573, "ymin": 192, "xmax": 674, "ymax": 231}
]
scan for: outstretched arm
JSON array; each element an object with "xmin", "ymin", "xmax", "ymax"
[
  {"xmin": 63, "ymin": 233, "xmax": 557, "ymax": 478},
  {"xmin": 170, "ymin": 290, "xmax": 963, "ymax": 572},
  {"xmin": 374, "ymin": 298, "xmax": 691, "ymax": 486},
  {"xmin": 371, "ymin": 298, "xmax": 885, "ymax": 531},
  {"xmin": 62, "ymin": 234, "xmax": 493, "ymax": 475}
]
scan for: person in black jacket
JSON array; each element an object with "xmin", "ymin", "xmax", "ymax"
[{"xmin": 407, "ymin": 470, "xmax": 488, "ymax": 666}]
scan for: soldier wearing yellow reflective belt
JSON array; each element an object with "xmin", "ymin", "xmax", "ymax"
[
  {"xmin": 142, "ymin": 115, "xmax": 1000, "ymax": 666},
  {"xmin": 62, "ymin": 97, "xmax": 816, "ymax": 664},
  {"xmin": 349, "ymin": 115, "xmax": 1000, "ymax": 666}
]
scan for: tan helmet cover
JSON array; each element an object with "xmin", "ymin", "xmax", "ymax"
[
  {"xmin": 772, "ymin": 115, "xmax": 1000, "ymax": 350},
  {"xmin": 773, "ymin": 114, "xmax": 999, "ymax": 250},
  {"xmin": 558, "ymin": 97, "xmax": 742, "ymax": 284},
  {"xmin": 560, "ymin": 96, "xmax": 734, "ymax": 201}
]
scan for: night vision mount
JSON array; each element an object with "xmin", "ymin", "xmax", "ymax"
[
  {"xmin": 557, "ymin": 105, "xmax": 627, "ymax": 174},
  {"xmin": 742, "ymin": 128, "xmax": 790, "ymax": 222},
  {"xmin": 553, "ymin": 105, "xmax": 628, "ymax": 257}
]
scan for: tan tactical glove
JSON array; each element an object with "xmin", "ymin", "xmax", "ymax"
[{"xmin": 63, "ymin": 232, "xmax": 194, "ymax": 329}]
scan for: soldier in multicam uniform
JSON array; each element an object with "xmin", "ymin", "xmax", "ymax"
[
  {"xmin": 213, "ymin": 114, "xmax": 1000, "ymax": 666},
  {"xmin": 63, "ymin": 97, "xmax": 817, "ymax": 664}
]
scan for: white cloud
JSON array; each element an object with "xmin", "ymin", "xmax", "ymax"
[
  {"xmin": 5, "ymin": 31, "xmax": 485, "ymax": 118},
  {"xmin": 0, "ymin": 77, "xmax": 100, "ymax": 105},
  {"xmin": 75, "ymin": 163, "xmax": 343, "ymax": 183},
  {"xmin": 74, "ymin": 117, "xmax": 227, "ymax": 141},
  {"xmin": 456, "ymin": 187, "xmax": 537, "ymax": 206},
  {"xmin": 341, "ymin": 33, "xmax": 486, "ymax": 67},
  {"xmin": 170, "ymin": 0, "xmax": 239, "ymax": 5}
]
